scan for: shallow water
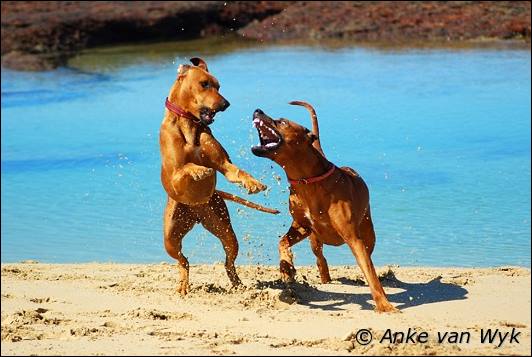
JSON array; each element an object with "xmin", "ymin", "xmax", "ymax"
[{"xmin": 1, "ymin": 39, "xmax": 530, "ymax": 267}]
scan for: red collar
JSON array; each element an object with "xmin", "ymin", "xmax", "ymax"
[
  {"xmin": 165, "ymin": 97, "xmax": 199, "ymax": 122},
  {"xmin": 288, "ymin": 164, "xmax": 336, "ymax": 185}
]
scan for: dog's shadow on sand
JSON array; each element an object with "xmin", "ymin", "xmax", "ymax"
[{"xmin": 256, "ymin": 271, "xmax": 468, "ymax": 312}]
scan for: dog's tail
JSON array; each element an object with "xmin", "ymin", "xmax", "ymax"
[
  {"xmin": 216, "ymin": 190, "xmax": 280, "ymax": 214},
  {"xmin": 288, "ymin": 100, "xmax": 324, "ymax": 156}
]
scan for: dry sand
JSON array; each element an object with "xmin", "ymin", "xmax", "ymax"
[{"xmin": 1, "ymin": 263, "xmax": 530, "ymax": 355}]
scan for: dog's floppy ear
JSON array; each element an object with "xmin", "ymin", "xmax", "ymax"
[
  {"xmin": 190, "ymin": 57, "xmax": 209, "ymax": 72},
  {"xmin": 177, "ymin": 64, "xmax": 191, "ymax": 76}
]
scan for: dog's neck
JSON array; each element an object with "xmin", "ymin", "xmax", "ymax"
[
  {"xmin": 166, "ymin": 82, "xmax": 207, "ymax": 145},
  {"xmin": 280, "ymin": 147, "xmax": 331, "ymax": 183},
  {"xmin": 168, "ymin": 81, "xmax": 195, "ymax": 116}
]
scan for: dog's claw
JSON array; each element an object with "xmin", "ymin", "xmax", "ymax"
[
  {"xmin": 189, "ymin": 167, "xmax": 214, "ymax": 181},
  {"xmin": 242, "ymin": 179, "xmax": 267, "ymax": 194},
  {"xmin": 243, "ymin": 179, "xmax": 267, "ymax": 194}
]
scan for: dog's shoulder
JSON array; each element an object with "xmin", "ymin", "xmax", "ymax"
[{"xmin": 339, "ymin": 166, "xmax": 360, "ymax": 178}]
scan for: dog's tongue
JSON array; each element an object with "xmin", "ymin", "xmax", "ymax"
[{"xmin": 259, "ymin": 126, "xmax": 277, "ymax": 142}]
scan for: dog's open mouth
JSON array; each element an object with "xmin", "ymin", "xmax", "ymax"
[
  {"xmin": 199, "ymin": 108, "xmax": 216, "ymax": 125},
  {"xmin": 252, "ymin": 117, "xmax": 282, "ymax": 153}
]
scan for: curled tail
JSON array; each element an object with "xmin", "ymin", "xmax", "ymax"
[
  {"xmin": 216, "ymin": 190, "xmax": 279, "ymax": 214},
  {"xmin": 289, "ymin": 100, "xmax": 324, "ymax": 156}
]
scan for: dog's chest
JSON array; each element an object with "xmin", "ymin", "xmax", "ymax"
[
  {"xmin": 184, "ymin": 143, "xmax": 206, "ymax": 164},
  {"xmin": 290, "ymin": 196, "xmax": 330, "ymax": 229}
]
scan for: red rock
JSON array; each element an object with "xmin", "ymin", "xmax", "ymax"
[
  {"xmin": 239, "ymin": 1, "xmax": 531, "ymax": 43},
  {"xmin": 1, "ymin": 1, "xmax": 530, "ymax": 71},
  {"xmin": 1, "ymin": 1, "xmax": 288, "ymax": 70}
]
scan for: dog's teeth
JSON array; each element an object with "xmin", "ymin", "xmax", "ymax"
[{"xmin": 265, "ymin": 142, "xmax": 277, "ymax": 148}]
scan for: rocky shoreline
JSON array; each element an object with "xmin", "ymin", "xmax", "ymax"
[{"xmin": 1, "ymin": 1, "xmax": 530, "ymax": 71}]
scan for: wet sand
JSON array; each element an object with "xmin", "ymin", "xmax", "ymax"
[{"xmin": 1, "ymin": 263, "xmax": 530, "ymax": 355}]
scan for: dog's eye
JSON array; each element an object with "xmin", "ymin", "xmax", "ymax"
[
  {"xmin": 279, "ymin": 120, "xmax": 288, "ymax": 126},
  {"xmin": 201, "ymin": 81, "xmax": 210, "ymax": 89}
]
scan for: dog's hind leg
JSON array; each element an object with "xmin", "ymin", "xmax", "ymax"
[
  {"xmin": 309, "ymin": 234, "xmax": 331, "ymax": 283},
  {"xmin": 164, "ymin": 199, "xmax": 196, "ymax": 296},
  {"xmin": 358, "ymin": 207, "xmax": 376, "ymax": 256},
  {"xmin": 278, "ymin": 222, "xmax": 310, "ymax": 283},
  {"xmin": 198, "ymin": 192, "xmax": 242, "ymax": 287}
]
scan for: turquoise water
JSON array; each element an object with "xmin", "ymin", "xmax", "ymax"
[{"xmin": 1, "ymin": 42, "xmax": 530, "ymax": 267}]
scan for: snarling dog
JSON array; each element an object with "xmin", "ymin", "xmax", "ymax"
[
  {"xmin": 160, "ymin": 57, "xmax": 278, "ymax": 296},
  {"xmin": 250, "ymin": 102, "xmax": 398, "ymax": 312}
]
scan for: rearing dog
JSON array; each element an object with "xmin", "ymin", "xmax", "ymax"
[
  {"xmin": 160, "ymin": 57, "xmax": 278, "ymax": 296},
  {"xmin": 251, "ymin": 102, "xmax": 398, "ymax": 312}
]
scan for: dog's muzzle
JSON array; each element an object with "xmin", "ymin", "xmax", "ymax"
[{"xmin": 251, "ymin": 109, "xmax": 282, "ymax": 155}]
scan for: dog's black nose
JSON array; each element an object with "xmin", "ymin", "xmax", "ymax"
[
  {"xmin": 219, "ymin": 99, "xmax": 230, "ymax": 112},
  {"xmin": 254, "ymin": 109, "xmax": 264, "ymax": 116}
]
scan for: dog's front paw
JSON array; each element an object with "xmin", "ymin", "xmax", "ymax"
[
  {"xmin": 280, "ymin": 260, "xmax": 296, "ymax": 283},
  {"xmin": 177, "ymin": 280, "xmax": 190, "ymax": 297},
  {"xmin": 188, "ymin": 166, "xmax": 214, "ymax": 181},
  {"xmin": 242, "ymin": 177, "xmax": 267, "ymax": 194}
]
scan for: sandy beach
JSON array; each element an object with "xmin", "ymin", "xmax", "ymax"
[{"xmin": 1, "ymin": 263, "xmax": 530, "ymax": 355}]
